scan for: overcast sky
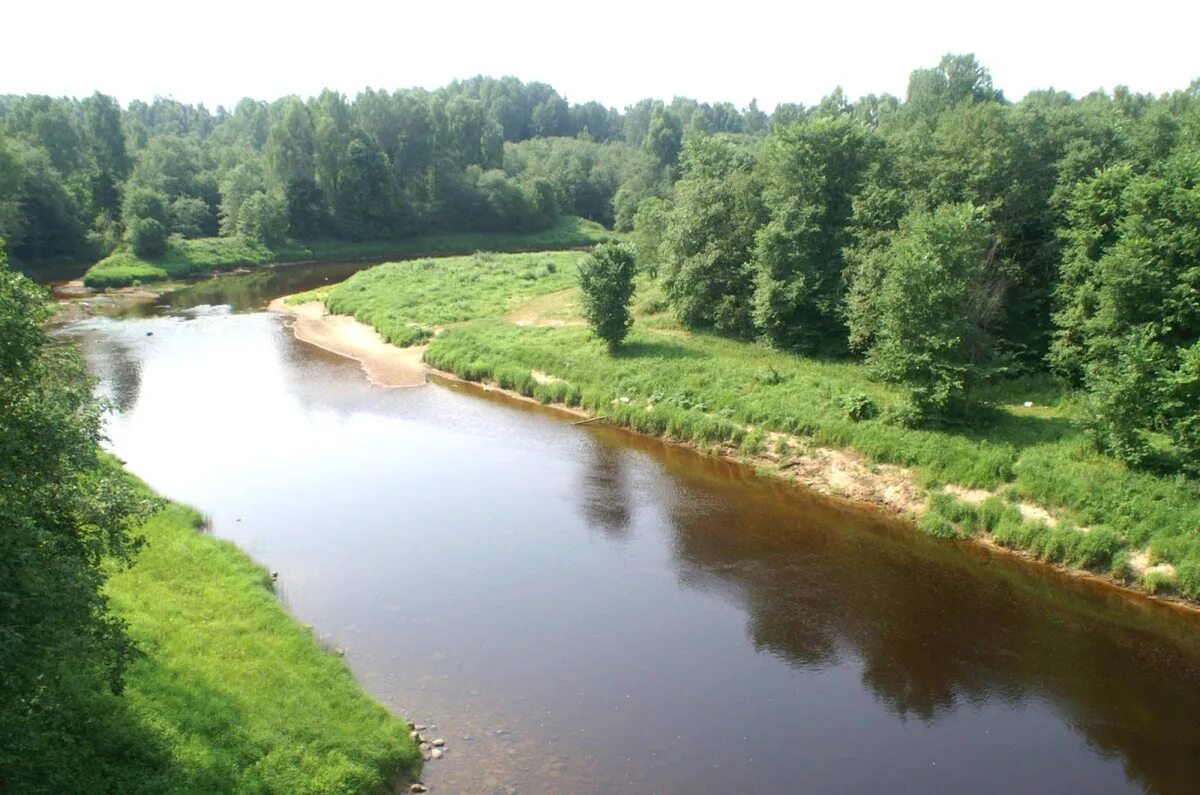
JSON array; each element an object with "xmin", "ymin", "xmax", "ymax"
[{"xmin": 8, "ymin": 0, "xmax": 1199, "ymax": 110}]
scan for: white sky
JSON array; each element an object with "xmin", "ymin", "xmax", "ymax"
[{"xmin": 7, "ymin": 0, "xmax": 1199, "ymax": 111}]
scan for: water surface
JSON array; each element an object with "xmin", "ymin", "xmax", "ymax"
[{"xmin": 68, "ymin": 270, "xmax": 1200, "ymax": 794}]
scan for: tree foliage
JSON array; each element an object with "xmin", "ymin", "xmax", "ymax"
[
  {"xmin": 577, "ymin": 242, "xmax": 637, "ymax": 350},
  {"xmin": 751, "ymin": 116, "xmax": 879, "ymax": 352},
  {"xmin": 0, "ymin": 251, "xmax": 156, "ymax": 787},
  {"xmin": 661, "ymin": 135, "xmax": 764, "ymax": 337},
  {"xmin": 849, "ymin": 204, "xmax": 1002, "ymax": 419}
]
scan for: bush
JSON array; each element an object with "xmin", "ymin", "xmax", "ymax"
[
  {"xmin": 919, "ymin": 511, "xmax": 961, "ymax": 539},
  {"xmin": 1071, "ymin": 527, "xmax": 1123, "ymax": 570},
  {"xmin": 126, "ymin": 216, "xmax": 168, "ymax": 258},
  {"xmin": 1142, "ymin": 570, "xmax": 1178, "ymax": 595},
  {"xmin": 881, "ymin": 400, "xmax": 922, "ymax": 428},
  {"xmin": 1110, "ymin": 550, "xmax": 1135, "ymax": 583},
  {"xmin": 1177, "ymin": 560, "xmax": 1200, "ymax": 599},
  {"xmin": 577, "ymin": 242, "xmax": 637, "ymax": 351},
  {"xmin": 840, "ymin": 392, "xmax": 879, "ymax": 422}
]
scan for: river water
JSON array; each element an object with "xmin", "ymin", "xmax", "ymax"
[{"xmin": 64, "ymin": 264, "xmax": 1200, "ymax": 794}]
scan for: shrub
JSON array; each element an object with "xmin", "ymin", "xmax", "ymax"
[
  {"xmin": 1110, "ymin": 550, "xmax": 1135, "ymax": 583},
  {"xmin": 1071, "ymin": 527, "xmax": 1122, "ymax": 570},
  {"xmin": 1142, "ymin": 570, "xmax": 1178, "ymax": 595},
  {"xmin": 126, "ymin": 216, "xmax": 168, "ymax": 258},
  {"xmin": 577, "ymin": 242, "xmax": 637, "ymax": 351},
  {"xmin": 919, "ymin": 511, "xmax": 960, "ymax": 539},
  {"xmin": 1177, "ymin": 560, "xmax": 1200, "ymax": 599},
  {"xmin": 840, "ymin": 392, "xmax": 879, "ymax": 422}
]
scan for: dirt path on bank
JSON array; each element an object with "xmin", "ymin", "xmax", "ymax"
[{"xmin": 268, "ymin": 298, "xmax": 428, "ymax": 387}]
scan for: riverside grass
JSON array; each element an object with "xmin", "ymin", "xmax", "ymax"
[
  {"xmin": 81, "ymin": 216, "xmax": 614, "ymax": 288},
  {"xmin": 323, "ymin": 250, "xmax": 584, "ymax": 346},
  {"xmin": 101, "ymin": 497, "xmax": 418, "ymax": 793},
  {"xmin": 318, "ymin": 252, "xmax": 1200, "ymax": 600}
]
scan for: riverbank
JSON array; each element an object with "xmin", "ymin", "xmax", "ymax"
[
  {"xmin": 269, "ymin": 297, "xmax": 428, "ymax": 387},
  {"xmin": 80, "ymin": 216, "xmax": 615, "ymax": 288},
  {"xmin": 97, "ymin": 486, "xmax": 421, "ymax": 792},
  {"xmin": 273, "ymin": 250, "xmax": 1200, "ymax": 606}
]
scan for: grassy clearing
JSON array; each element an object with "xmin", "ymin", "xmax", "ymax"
[
  {"xmin": 81, "ymin": 216, "xmax": 614, "ymax": 288},
  {"xmin": 325, "ymin": 251, "xmax": 587, "ymax": 346},
  {"xmin": 101, "ymin": 499, "xmax": 417, "ymax": 793}
]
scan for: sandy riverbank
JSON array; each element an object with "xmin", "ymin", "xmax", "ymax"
[
  {"xmin": 266, "ymin": 294, "xmax": 1198, "ymax": 614},
  {"xmin": 268, "ymin": 297, "xmax": 428, "ymax": 387}
]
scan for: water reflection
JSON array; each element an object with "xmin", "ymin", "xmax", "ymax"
[
  {"xmin": 578, "ymin": 435, "xmax": 634, "ymax": 538},
  {"xmin": 77, "ymin": 331, "xmax": 143, "ymax": 413},
  {"xmin": 161, "ymin": 259, "xmax": 383, "ymax": 313},
  {"xmin": 63, "ymin": 271, "xmax": 1200, "ymax": 794},
  {"xmin": 646, "ymin": 438, "xmax": 1200, "ymax": 791}
]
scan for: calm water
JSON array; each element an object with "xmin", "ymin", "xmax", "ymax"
[{"xmin": 66, "ymin": 268, "xmax": 1200, "ymax": 794}]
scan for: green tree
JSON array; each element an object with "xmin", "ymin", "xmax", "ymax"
[
  {"xmin": 578, "ymin": 242, "xmax": 637, "ymax": 350},
  {"xmin": 751, "ymin": 116, "xmax": 879, "ymax": 352},
  {"xmin": 238, "ymin": 190, "xmax": 288, "ymax": 245},
  {"xmin": 1052, "ymin": 151, "xmax": 1200, "ymax": 470},
  {"xmin": 644, "ymin": 107, "xmax": 683, "ymax": 171},
  {"xmin": 0, "ymin": 249, "xmax": 156, "ymax": 787},
  {"xmin": 852, "ymin": 203, "xmax": 1002, "ymax": 420},
  {"xmin": 168, "ymin": 195, "xmax": 214, "ymax": 238},
  {"xmin": 121, "ymin": 186, "xmax": 170, "ymax": 257},
  {"xmin": 660, "ymin": 135, "xmax": 764, "ymax": 337},
  {"xmin": 630, "ymin": 196, "xmax": 672, "ymax": 276}
]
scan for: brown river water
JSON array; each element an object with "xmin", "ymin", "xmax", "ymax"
[{"xmin": 63, "ymin": 264, "xmax": 1200, "ymax": 794}]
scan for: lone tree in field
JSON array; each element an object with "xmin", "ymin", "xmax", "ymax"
[{"xmin": 578, "ymin": 242, "xmax": 637, "ymax": 351}]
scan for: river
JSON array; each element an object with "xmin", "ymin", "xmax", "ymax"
[{"xmin": 63, "ymin": 263, "xmax": 1200, "ymax": 794}]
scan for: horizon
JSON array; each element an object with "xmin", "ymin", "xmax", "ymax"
[{"xmin": 8, "ymin": 0, "xmax": 1200, "ymax": 112}]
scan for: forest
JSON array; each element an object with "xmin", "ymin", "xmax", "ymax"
[{"xmin": 2, "ymin": 55, "xmax": 1198, "ymax": 473}]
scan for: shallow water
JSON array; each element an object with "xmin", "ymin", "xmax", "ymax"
[{"xmin": 68, "ymin": 268, "xmax": 1200, "ymax": 794}]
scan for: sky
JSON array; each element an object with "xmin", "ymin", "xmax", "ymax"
[{"xmin": 7, "ymin": 0, "xmax": 1199, "ymax": 111}]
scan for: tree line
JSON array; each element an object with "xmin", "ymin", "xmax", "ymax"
[
  {"xmin": 632, "ymin": 55, "xmax": 1200, "ymax": 475},
  {"xmin": 0, "ymin": 76, "xmax": 755, "ymax": 262},
  {"xmin": 2, "ymin": 57, "xmax": 1197, "ymax": 473}
]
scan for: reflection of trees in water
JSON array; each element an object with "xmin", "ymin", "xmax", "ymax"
[
  {"xmin": 165, "ymin": 261, "xmax": 374, "ymax": 314},
  {"xmin": 78, "ymin": 331, "xmax": 142, "ymax": 414},
  {"xmin": 166, "ymin": 270, "xmax": 276, "ymax": 312},
  {"xmin": 660, "ymin": 468, "xmax": 1200, "ymax": 793},
  {"xmin": 577, "ymin": 435, "xmax": 633, "ymax": 539}
]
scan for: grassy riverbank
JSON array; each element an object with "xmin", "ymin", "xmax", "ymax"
[
  {"xmin": 81, "ymin": 216, "xmax": 615, "ymax": 288},
  {"xmin": 314, "ymin": 252, "xmax": 1200, "ymax": 602},
  {"xmin": 95, "ymin": 493, "xmax": 418, "ymax": 792}
]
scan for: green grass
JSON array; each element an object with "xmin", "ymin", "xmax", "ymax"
[
  {"xmin": 284, "ymin": 285, "xmax": 335, "ymax": 306},
  {"xmin": 83, "ymin": 237, "xmax": 276, "ymax": 288},
  {"xmin": 100, "ymin": 500, "xmax": 418, "ymax": 793},
  {"xmin": 81, "ymin": 216, "xmax": 615, "ymax": 288},
  {"xmin": 325, "ymin": 250, "xmax": 586, "ymax": 346}
]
